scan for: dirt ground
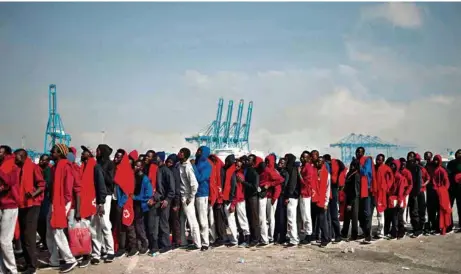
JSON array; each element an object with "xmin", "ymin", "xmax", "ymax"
[{"xmin": 36, "ymin": 231, "xmax": 460, "ymax": 274}]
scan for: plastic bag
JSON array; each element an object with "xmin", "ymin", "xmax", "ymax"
[{"xmin": 68, "ymin": 221, "xmax": 92, "ymax": 256}]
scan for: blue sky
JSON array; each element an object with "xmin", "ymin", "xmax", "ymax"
[{"xmin": 1, "ymin": 2, "xmax": 460, "ymax": 155}]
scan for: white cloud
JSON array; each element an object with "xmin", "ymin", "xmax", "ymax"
[{"xmin": 361, "ymin": 3, "xmax": 424, "ymax": 29}]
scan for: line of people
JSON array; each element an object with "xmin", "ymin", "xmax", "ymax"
[{"xmin": 0, "ymin": 143, "xmax": 460, "ymax": 274}]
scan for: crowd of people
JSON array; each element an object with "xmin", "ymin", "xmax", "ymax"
[{"xmin": 0, "ymin": 143, "xmax": 460, "ymax": 274}]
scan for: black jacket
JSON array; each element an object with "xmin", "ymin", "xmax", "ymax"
[
  {"xmin": 96, "ymin": 144, "xmax": 115, "ymax": 196},
  {"xmin": 284, "ymin": 154, "xmax": 300, "ymax": 199},
  {"xmin": 344, "ymin": 169, "xmax": 360, "ymax": 206},
  {"xmin": 168, "ymin": 165, "xmax": 181, "ymax": 207},
  {"xmin": 93, "ymin": 163, "xmax": 107, "ymax": 205},
  {"xmin": 242, "ymin": 167, "xmax": 259, "ymax": 199},
  {"xmin": 407, "ymin": 161, "xmax": 422, "ymax": 196},
  {"xmin": 276, "ymin": 167, "xmax": 289, "ymax": 197},
  {"xmin": 154, "ymin": 165, "xmax": 176, "ymax": 203}
]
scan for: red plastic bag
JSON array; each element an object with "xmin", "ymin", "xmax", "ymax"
[{"xmin": 68, "ymin": 222, "xmax": 92, "ymax": 257}]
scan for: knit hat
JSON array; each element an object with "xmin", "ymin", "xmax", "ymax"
[
  {"xmin": 157, "ymin": 151, "xmax": 166, "ymax": 162},
  {"xmin": 55, "ymin": 143, "xmax": 69, "ymax": 157}
]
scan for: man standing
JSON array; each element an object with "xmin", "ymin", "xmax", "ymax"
[
  {"xmin": 424, "ymin": 151, "xmax": 439, "ymax": 234},
  {"xmin": 166, "ymin": 154, "xmax": 182, "ymax": 248},
  {"xmin": 371, "ymin": 154, "xmax": 393, "ymax": 239},
  {"xmin": 0, "ymin": 145, "xmax": 19, "ymax": 274},
  {"xmin": 47, "ymin": 144, "xmax": 78, "ymax": 273},
  {"xmin": 447, "ymin": 149, "xmax": 461, "ymax": 232},
  {"xmin": 221, "ymin": 155, "xmax": 238, "ymax": 246},
  {"xmin": 14, "ymin": 149, "xmax": 45, "ymax": 274},
  {"xmin": 354, "ymin": 147, "xmax": 374, "ymax": 244},
  {"xmin": 323, "ymin": 154, "xmax": 345, "ymax": 243},
  {"xmin": 274, "ymin": 158, "xmax": 289, "ymax": 245},
  {"xmin": 312, "ymin": 156, "xmax": 331, "ymax": 248},
  {"xmin": 243, "ymin": 154, "xmax": 260, "ymax": 246},
  {"xmin": 154, "ymin": 152, "xmax": 175, "ymax": 252},
  {"xmin": 177, "ymin": 148, "xmax": 201, "ymax": 250},
  {"xmin": 37, "ymin": 154, "xmax": 52, "ymax": 251},
  {"xmin": 298, "ymin": 151, "xmax": 314, "ymax": 244},
  {"xmin": 283, "ymin": 154, "xmax": 300, "ymax": 247},
  {"xmin": 193, "ymin": 147, "xmax": 212, "ymax": 251},
  {"xmin": 406, "ymin": 152, "xmax": 425, "ymax": 237}
]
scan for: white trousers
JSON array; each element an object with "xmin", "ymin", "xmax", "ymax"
[
  {"xmin": 299, "ymin": 197, "xmax": 313, "ymax": 238},
  {"xmin": 403, "ymin": 195, "xmax": 409, "ymax": 222},
  {"xmin": 267, "ymin": 198, "xmax": 277, "ymax": 242},
  {"xmin": 236, "ymin": 201, "xmax": 250, "ymax": 236},
  {"xmin": 195, "ymin": 197, "xmax": 210, "ymax": 247},
  {"xmin": 181, "ymin": 197, "xmax": 201, "ymax": 248},
  {"xmin": 208, "ymin": 205, "xmax": 217, "ymax": 244},
  {"xmin": 375, "ymin": 211, "xmax": 385, "ymax": 236},
  {"xmin": 287, "ymin": 198, "xmax": 299, "ymax": 244},
  {"xmin": 224, "ymin": 204, "xmax": 238, "ymax": 244},
  {"xmin": 0, "ymin": 208, "xmax": 18, "ymax": 274},
  {"xmin": 46, "ymin": 208, "xmax": 76, "ymax": 266},
  {"xmin": 92, "ymin": 196, "xmax": 114, "ymax": 258},
  {"xmin": 259, "ymin": 197, "xmax": 269, "ymax": 244}
]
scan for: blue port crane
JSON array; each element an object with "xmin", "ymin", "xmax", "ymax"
[
  {"xmin": 330, "ymin": 133, "xmax": 415, "ymax": 164},
  {"xmin": 44, "ymin": 84, "xmax": 72, "ymax": 153},
  {"xmin": 185, "ymin": 98, "xmax": 253, "ymax": 151}
]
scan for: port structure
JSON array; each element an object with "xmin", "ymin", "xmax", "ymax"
[
  {"xmin": 185, "ymin": 98, "xmax": 253, "ymax": 151},
  {"xmin": 43, "ymin": 84, "xmax": 72, "ymax": 153},
  {"xmin": 330, "ymin": 133, "xmax": 416, "ymax": 164}
]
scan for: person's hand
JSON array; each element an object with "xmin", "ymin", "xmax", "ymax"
[
  {"xmin": 264, "ymin": 185, "xmax": 269, "ymax": 189},
  {"xmin": 312, "ymin": 190, "xmax": 316, "ymax": 198},
  {"xmin": 284, "ymin": 199, "xmax": 289, "ymax": 205},
  {"xmin": 129, "ymin": 193, "xmax": 135, "ymax": 199},
  {"xmin": 190, "ymin": 159, "xmax": 195, "ymax": 165},
  {"xmin": 347, "ymin": 205, "xmax": 352, "ymax": 211},
  {"xmin": 25, "ymin": 192, "xmax": 33, "ymax": 199},
  {"xmin": 229, "ymin": 205, "xmax": 235, "ymax": 213},
  {"xmin": 147, "ymin": 199, "xmax": 155, "ymax": 207},
  {"xmin": 236, "ymin": 176, "xmax": 244, "ymax": 183},
  {"xmin": 161, "ymin": 200, "xmax": 169, "ymax": 209},
  {"xmin": 324, "ymin": 205, "xmax": 328, "ymax": 210},
  {"xmin": 97, "ymin": 205, "xmax": 105, "ymax": 216},
  {"xmin": 172, "ymin": 206, "xmax": 179, "ymax": 212}
]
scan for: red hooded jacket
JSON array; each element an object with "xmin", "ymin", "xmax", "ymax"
[
  {"xmin": 208, "ymin": 155, "xmax": 224, "ymax": 206},
  {"xmin": 388, "ymin": 160, "xmax": 407, "ymax": 208},
  {"xmin": 114, "ymin": 153, "xmax": 135, "ymax": 226},
  {"xmin": 432, "ymin": 155, "xmax": 451, "ymax": 233},
  {"xmin": 374, "ymin": 163, "xmax": 393, "ymax": 213},
  {"xmin": 16, "ymin": 158, "xmax": 45, "ymax": 208},
  {"xmin": 231, "ymin": 169, "xmax": 245, "ymax": 207},
  {"xmin": 400, "ymin": 167, "xmax": 413, "ymax": 196},
  {"xmin": 299, "ymin": 163, "xmax": 314, "ymax": 198},
  {"xmin": 50, "ymin": 159, "xmax": 74, "ymax": 229},
  {"xmin": 312, "ymin": 164, "xmax": 330, "ymax": 208},
  {"xmin": 0, "ymin": 155, "xmax": 19, "ymax": 209},
  {"xmin": 79, "ymin": 158, "xmax": 97, "ymax": 219},
  {"xmin": 259, "ymin": 155, "xmax": 284, "ymax": 200}
]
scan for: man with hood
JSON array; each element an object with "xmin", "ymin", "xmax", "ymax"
[
  {"xmin": 47, "ymin": 144, "xmax": 78, "ymax": 273},
  {"xmin": 193, "ymin": 146, "xmax": 212, "ymax": 251},
  {"xmin": 323, "ymin": 154, "xmax": 345, "ymax": 243},
  {"xmin": 166, "ymin": 154, "xmax": 182, "ymax": 248},
  {"xmin": 424, "ymin": 151, "xmax": 438, "ymax": 234},
  {"xmin": 93, "ymin": 144, "xmax": 115, "ymax": 264},
  {"xmin": 233, "ymin": 158, "xmax": 252, "ymax": 248},
  {"xmin": 0, "ymin": 145, "xmax": 20, "ymax": 274},
  {"xmin": 298, "ymin": 151, "xmax": 315, "ymax": 244},
  {"xmin": 341, "ymin": 157, "xmax": 360, "ymax": 240},
  {"xmin": 399, "ymin": 158, "xmax": 413, "ymax": 224},
  {"xmin": 283, "ymin": 153, "xmax": 300, "ymax": 246},
  {"xmin": 388, "ymin": 159, "xmax": 408, "ymax": 240},
  {"xmin": 154, "ymin": 151, "xmax": 175, "ymax": 252},
  {"xmin": 274, "ymin": 157, "xmax": 289, "ymax": 245},
  {"xmin": 208, "ymin": 154, "xmax": 227, "ymax": 246},
  {"xmin": 177, "ymin": 148, "xmax": 201, "ymax": 251},
  {"xmin": 312, "ymin": 154, "xmax": 331, "ymax": 247},
  {"xmin": 14, "ymin": 149, "xmax": 45, "ymax": 274},
  {"xmin": 432, "ymin": 155, "xmax": 452, "ymax": 235},
  {"xmin": 371, "ymin": 154, "xmax": 393, "ymax": 239},
  {"xmin": 447, "ymin": 149, "xmax": 461, "ymax": 233},
  {"xmin": 406, "ymin": 152, "xmax": 425, "ymax": 238},
  {"xmin": 258, "ymin": 153, "xmax": 284, "ymax": 246},
  {"xmin": 221, "ymin": 154, "xmax": 239, "ymax": 246},
  {"xmin": 242, "ymin": 154, "xmax": 260, "ymax": 246}
]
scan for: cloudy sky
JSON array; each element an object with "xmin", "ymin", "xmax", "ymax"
[{"xmin": 1, "ymin": 2, "xmax": 460, "ymax": 156}]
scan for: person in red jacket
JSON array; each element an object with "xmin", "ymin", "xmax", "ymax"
[
  {"xmin": 416, "ymin": 153, "xmax": 431, "ymax": 235},
  {"xmin": 233, "ymin": 159, "xmax": 251, "ymax": 248},
  {"xmin": 47, "ymin": 144, "xmax": 78, "ymax": 273},
  {"xmin": 222, "ymin": 154, "xmax": 238, "ymax": 246},
  {"xmin": 424, "ymin": 151, "xmax": 439, "ymax": 234},
  {"xmin": 371, "ymin": 154, "xmax": 393, "ymax": 239},
  {"xmin": 323, "ymin": 154, "xmax": 345, "ymax": 243},
  {"xmin": 257, "ymin": 154, "xmax": 284, "ymax": 246},
  {"xmin": 0, "ymin": 145, "xmax": 20, "ymax": 274},
  {"xmin": 299, "ymin": 151, "xmax": 315, "ymax": 244},
  {"xmin": 14, "ymin": 149, "xmax": 45, "ymax": 274},
  {"xmin": 399, "ymin": 158, "xmax": 413, "ymax": 224},
  {"xmin": 312, "ymin": 156, "xmax": 331, "ymax": 248},
  {"xmin": 208, "ymin": 154, "xmax": 227, "ymax": 246},
  {"xmin": 388, "ymin": 159, "xmax": 408, "ymax": 240},
  {"xmin": 432, "ymin": 155, "xmax": 452, "ymax": 235}
]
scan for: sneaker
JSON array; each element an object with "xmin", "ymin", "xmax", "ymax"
[
  {"xmin": 347, "ymin": 236, "xmax": 358, "ymax": 242},
  {"xmin": 200, "ymin": 246, "xmax": 209, "ymax": 251},
  {"xmin": 114, "ymin": 250, "xmax": 126, "ymax": 259},
  {"xmin": 79, "ymin": 256, "xmax": 91, "ymax": 268},
  {"xmin": 90, "ymin": 258, "xmax": 100, "ymax": 265},
  {"xmin": 127, "ymin": 249, "xmax": 139, "ymax": 257},
  {"xmin": 139, "ymin": 248, "xmax": 149, "ymax": 255},
  {"xmin": 333, "ymin": 238, "xmax": 342, "ymax": 244},
  {"xmin": 387, "ymin": 236, "xmax": 397, "ymax": 241},
  {"xmin": 226, "ymin": 243, "xmax": 237, "ymax": 248},
  {"xmin": 101, "ymin": 253, "xmax": 108, "ymax": 260},
  {"xmin": 148, "ymin": 251, "xmax": 159, "ymax": 257},
  {"xmin": 319, "ymin": 242, "xmax": 329, "ymax": 248},
  {"xmin": 37, "ymin": 260, "xmax": 59, "ymax": 270},
  {"xmin": 104, "ymin": 254, "xmax": 115, "ymax": 263},
  {"xmin": 238, "ymin": 242, "xmax": 249, "ymax": 248},
  {"xmin": 256, "ymin": 242, "xmax": 268, "ymax": 248},
  {"xmin": 20, "ymin": 269, "xmax": 36, "ymax": 274},
  {"xmin": 284, "ymin": 243, "xmax": 297, "ymax": 248},
  {"xmin": 59, "ymin": 261, "xmax": 78, "ymax": 273},
  {"xmin": 160, "ymin": 248, "xmax": 171, "ymax": 254},
  {"xmin": 300, "ymin": 239, "xmax": 311, "ymax": 245},
  {"xmin": 187, "ymin": 245, "xmax": 200, "ymax": 251}
]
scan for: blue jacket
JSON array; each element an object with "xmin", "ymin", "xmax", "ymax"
[
  {"xmin": 194, "ymin": 146, "xmax": 212, "ymax": 198},
  {"xmin": 132, "ymin": 175, "xmax": 153, "ymax": 213}
]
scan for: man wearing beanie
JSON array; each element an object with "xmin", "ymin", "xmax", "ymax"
[{"xmin": 154, "ymin": 151, "xmax": 175, "ymax": 253}]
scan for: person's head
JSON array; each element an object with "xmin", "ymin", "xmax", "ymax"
[
  {"xmin": 424, "ymin": 151, "xmax": 433, "ymax": 162},
  {"xmin": 14, "ymin": 149, "xmax": 27, "ymax": 166},
  {"xmin": 355, "ymin": 147, "xmax": 365, "ymax": 159},
  {"xmin": 311, "ymin": 150, "xmax": 319, "ymax": 163},
  {"xmin": 265, "ymin": 154, "xmax": 276, "ymax": 169},
  {"xmin": 433, "ymin": 155, "xmax": 442, "ymax": 166},
  {"xmin": 248, "ymin": 154, "xmax": 256, "ymax": 167},
  {"xmin": 385, "ymin": 157, "xmax": 394, "ymax": 167},
  {"xmin": 166, "ymin": 154, "xmax": 178, "ymax": 168},
  {"xmin": 407, "ymin": 151, "xmax": 416, "ymax": 163},
  {"xmin": 415, "ymin": 153, "xmax": 422, "ymax": 165},
  {"xmin": 128, "ymin": 150, "xmax": 139, "ymax": 166},
  {"xmin": 156, "ymin": 151, "xmax": 166, "ymax": 166},
  {"xmin": 178, "ymin": 148, "xmax": 190, "ymax": 163},
  {"xmin": 300, "ymin": 151, "xmax": 311, "ymax": 165},
  {"xmin": 39, "ymin": 154, "xmax": 51, "ymax": 169},
  {"xmin": 138, "ymin": 154, "xmax": 146, "ymax": 162},
  {"xmin": 323, "ymin": 154, "xmax": 332, "ymax": 163},
  {"xmin": 81, "ymin": 148, "xmax": 93, "ymax": 162},
  {"xmin": 455, "ymin": 149, "xmax": 461, "ymax": 160},
  {"xmin": 315, "ymin": 156, "xmax": 324, "ymax": 169},
  {"xmin": 399, "ymin": 158, "xmax": 406, "ymax": 170},
  {"xmin": 240, "ymin": 155, "xmax": 249, "ymax": 167},
  {"xmin": 277, "ymin": 158, "xmax": 286, "ymax": 169},
  {"xmin": 349, "ymin": 157, "xmax": 359, "ymax": 171},
  {"xmin": 390, "ymin": 160, "xmax": 400, "ymax": 173},
  {"xmin": 50, "ymin": 144, "xmax": 69, "ymax": 161},
  {"xmin": 133, "ymin": 160, "xmax": 145, "ymax": 175},
  {"xmin": 235, "ymin": 159, "xmax": 244, "ymax": 171},
  {"xmin": 114, "ymin": 149, "xmax": 126, "ymax": 165},
  {"xmin": 96, "ymin": 144, "xmax": 113, "ymax": 161},
  {"xmin": 145, "ymin": 150, "xmax": 156, "ymax": 165},
  {"xmin": 195, "ymin": 146, "xmax": 210, "ymax": 162},
  {"xmin": 224, "ymin": 154, "xmax": 236, "ymax": 169},
  {"xmin": 0, "ymin": 145, "xmax": 12, "ymax": 162},
  {"xmin": 376, "ymin": 154, "xmax": 385, "ymax": 166}
]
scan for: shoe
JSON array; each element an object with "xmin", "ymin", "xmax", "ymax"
[
  {"xmin": 160, "ymin": 248, "xmax": 171, "ymax": 254},
  {"xmin": 319, "ymin": 242, "xmax": 329, "ymax": 248},
  {"xmin": 347, "ymin": 236, "xmax": 358, "ymax": 242},
  {"xmin": 148, "ymin": 251, "xmax": 159, "ymax": 257},
  {"xmin": 37, "ymin": 260, "xmax": 59, "ymax": 270},
  {"xmin": 226, "ymin": 243, "xmax": 237, "ymax": 248},
  {"xmin": 79, "ymin": 256, "xmax": 91, "ymax": 268},
  {"xmin": 59, "ymin": 261, "xmax": 78, "ymax": 273},
  {"xmin": 90, "ymin": 258, "xmax": 100, "ymax": 265},
  {"xmin": 387, "ymin": 236, "xmax": 397, "ymax": 241},
  {"xmin": 20, "ymin": 269, "xmax": 36, "ymax": 274},
  {"xmin": 256, "ymin": 242, "xmax": 268, "ymax": 248},
  {"xmin": 139, "ymin": 248, "xmax": 149, "ymax": 255},
  {"xmin": 101, "ymin": 253, "xmax": 108, "ymax": 260},
  {"xmin": 186, "ymin": 245, "xmax": 200, "ymax": 251},
  {"xmin": 200, "ymin": 246, "xmax": 209, "ymax": 251},
  {"xmin": 238, "ymin": 242, "xmax": 249, "ymax": 248},
  {"xmin": 115, "ymin": 250, "xmax": 126, "ymax": 259},
  {"xmin": 284, "ymin": 243, "xmax": 297, "ymax": 248},
  {"xmin": 127, "ymin": 249, "xmax": 139, "ymax": 257},
  {"xmin": 104, "ymin": 254, "xmax": 115, "ymax": 263},
  {"xmin": 333, "ymin": 238, "xmax": 342, "ymax": 244}
]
